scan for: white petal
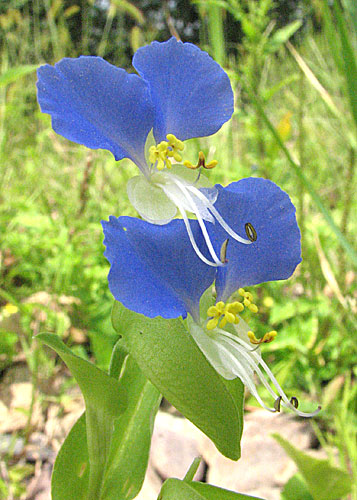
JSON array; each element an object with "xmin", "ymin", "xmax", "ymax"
[{"xmin": 127, "ymin": 175, "xmax": 177, "ymax": 224}]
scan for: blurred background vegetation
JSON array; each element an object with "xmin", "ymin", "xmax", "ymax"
[{"xmin": 0, "ymin": 0, "xmax": 356, "ymax": 498}]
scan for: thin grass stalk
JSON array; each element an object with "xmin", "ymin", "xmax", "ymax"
[
  {"xmin": 297, "ymin": 70, "xmax": 305, "ymax": 256},
  {"xmin": 245, "ymin": 82, "xmax": 357, "ymax": 267},
  {"xmin": 339, "ymin": 147, "xmax": 355, "ymax": 290},
  {"xmin": 97, "ymin": 7, "xmax": 115, "ymax": 57},
  {"xmin": 0, "ymin": 57, "xmax": 7, "ymax": 164},
  {"xmin": 81, "ymin": 0, "xmax": 91, "ymax": 54},
  {"xmin": 33, "ymin": 0, "xmax": 42, "ymax": 61},
  {"xmin": 333, "ymin": 1, "xmax": 357, "ymax": 132},
  {"xmin": 252, "ymin": 50, "xmax": 268, "ymax": 178},
  {"xmin": 44, "ymin": 0, "xmax": 61, "ymax": 60},
  {"xmin": 207, "ymin": 4, "xmax": 225, "ymax": 66}
]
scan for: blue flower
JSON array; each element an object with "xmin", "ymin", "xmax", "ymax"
[
  {"xmin": 102, "ymin": 177, "xmax": 319, "ymax": 416},
  {"xmin": 37, "ymin": 38, "xmax": 256, "ymax": 266},
  {"xmin": 102, "ymin": 178, "xmax": 301, "ymax": 320}
]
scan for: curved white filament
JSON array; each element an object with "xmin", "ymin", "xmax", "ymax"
[
  {"xmin": 169, "ymin": 179, "xmax": 223, "ymax": 266},
  {"xmin": 214, "ymin": 328, "xmax": 321, "ymax": 417},
  {"xmin": 173, "ymin": 198, "xmax": 219, "ymax": 267},
  {"xmin": 218, "ymin": 340, "xmax": 276, "ymax": 412},
  {"xmin": 155, "ymin": 178, "xmax": 223, "ymax": 267},
  {"xmin": 186, "ymin": 185, "xmax": 252, "ymax": 245}
]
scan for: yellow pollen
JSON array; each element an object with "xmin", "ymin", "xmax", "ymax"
[
  {"xmin": 183, "ymin": 151, "xmax": 218, "ymax": 170},
  {"xmin": 237, "ymin": 288, "xmax": 258, "ymax": 313},
  {"xmin": 149, "ymin": 134, "xmax": 185, "ymax": 170},
  {"xmin": 248, "ymin": 330, "xmax": 277, "ymax": 345},
  {"xmin": 206, "ymin": 300, "xmax": 244, "ymax": 330}
]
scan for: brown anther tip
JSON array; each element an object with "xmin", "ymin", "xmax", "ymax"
[
  {"xmin": 204, "ymin": 160, "xmax": 218, "ymax": 169},
  {"xmin": 198, "ymin": 151, "xmax": 206, "ymax": 168},
  {"xmin": 274, "ymin": 396, "xmax": 282, "ymax": 412},
  {"xmin": 290, "ymin": 396, "xmax": 299, "ymax": 408},
  {"xmin": 220, "ymin": 239, "xmax": 229, "ymax": 264}
]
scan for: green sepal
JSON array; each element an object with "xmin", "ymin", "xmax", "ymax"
[{"xmin": 112, "ymin": 301, "xmax": 244, "ymax": 460}]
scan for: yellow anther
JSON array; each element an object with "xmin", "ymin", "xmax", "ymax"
[
  {"xmin": 205, "ymin": 159, "xmax": 218, "ymax": 169},
  {"xmin": 247, "ymin": 331, "xmax": 259, "ymax": 343},
  {"xmin": 236, "ymin": 288, "xmax": 259, "ymax": 313},
  {"xmin": 248, "ymin": 303, "xmax": 258, "ymax": 313},
  {"xmin": 207, "ymin": 318, "xmax": 219, "ymax": 330},
  {"xmin": 224, "ymin": 312, "xmax": 236, "ymax": 323},
  {"xmin": 166, "ymin": 134, "xmax": 184, "ymax": 162},
  {"xmin": 207, "ymin": 305, "xmax": 219, "ymax": 317},
  {"xmin": 226, "ymin": 301, "xmax": 244, "ymax": 314},
  {"xmin": 248, "ymin": 330, "xmax": 277, "ymax": 345},
  {"xmin": 263, "ymin": 330, "xmax": 277, "ymax": 343},
  {"xmin": 215, "ymin": 301, "xmax": 225, "ymax": 312},
  {"xmin": 149, "ymin": 134, "xmax": 185, "ymax": 170},
  {"xmin": 183, "ymin": 151, "xmax": 218, "ymax": 170},
  {"xmin": 206, "ymin": 300, "xmax": 242, "ymax": 330},
  {"xmin": 149, "ymin": 143, "xmax": 171, "ymax": 170}
]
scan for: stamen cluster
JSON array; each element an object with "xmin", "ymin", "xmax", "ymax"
[
  {"xmin": 207, "ymin": 288, "xmax": 277, "ymax": 348},
  {"xmin": 238, "ymin": 288, "xmax": 258, "ymax": 313},
  {"xmin": 206, "ymin": 288, "xmax": 261, "ymax": 331},
  {"xmin": 206, "ymin": 301, "xmax": 244, "ymax": 330},
  {"xmin": 149, "ymin": 134, "xmax": 184, "ymax": 170}
]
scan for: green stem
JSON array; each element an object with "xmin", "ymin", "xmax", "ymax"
[
  {"xmin": 97, "ymin": 9, "xmax": 114, "ymax": 58},
  {"xmin": 207, "ymin": 5, "xmax": 225, "ymax": 66}
]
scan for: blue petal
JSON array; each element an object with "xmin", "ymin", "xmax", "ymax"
[
  {"xmin": 102, "ymin": 216, "xmax": 215, "ymax": 320},
  {"xmin": 133, "ymin": 37, "xmax": 234, "ymax": 142},
  {"xmin": 37, "ymin": 56, "xmax": 154, "ymax": 168},
  {"xmin": 209, "ymin": 178, "xmax": 301, "ymax": 301}
]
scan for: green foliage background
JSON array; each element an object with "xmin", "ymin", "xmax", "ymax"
[{"xmin": 0, "ymin": 0, "xmax": 356, "ymax": 498}]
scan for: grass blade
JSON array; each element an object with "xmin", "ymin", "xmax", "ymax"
[{"xmin": 245, "ymin": 84, "xmax": 357, "ymax": 267}]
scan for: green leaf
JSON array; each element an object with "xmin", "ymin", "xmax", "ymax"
[
  {"xmin": 39, "ymin": 334, "xmax": 161, "ymax": 500},
  {"xmin": 158, "ymin": 478, "xmax": 264, "ymax": 499},
  {"xmin": 51, "ymin": 414, "xmax": 90, "ymax": 500},
  {"xmin": 265, "ymin": 20, "xmax": 302, "ymax": 53},
  {"xmin": 112, "ymin": 301, "xmax": 244, "ymax": 460},
  {"xmin": 273, "ymin": 434, "xmax": 352, "ymax": 500},
  {"xmin": 281, "ymin": 474, "xmax": 313, "ymax": 500},
  {"xmin": 100, "ymin": 355, "xmax": 161, "ymax": 500},
  {"xmin": 0, "ymin": 65, "xmax": 38, "ymax": 87},
  {"xmin": 37, "ymin": 333, "xmax": 127, "ymax": 499}
]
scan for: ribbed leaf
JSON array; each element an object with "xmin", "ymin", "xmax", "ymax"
[{"xmin": 112, "ymin": 301, "xmax": 244, "ymax": 460}]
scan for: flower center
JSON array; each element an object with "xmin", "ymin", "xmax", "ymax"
[
  {"xmin": 206, "ymin": 288, "xmax": 260, "ymax": 332},
  {"xmin": 129, "ymin": 132, "xmax": 255, "ymax": 267},
  {"xmin": 148, "ymin": 134, "xmax": 185, "ymax": 171}
]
